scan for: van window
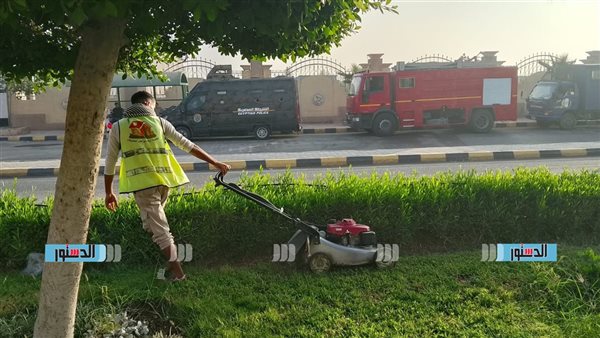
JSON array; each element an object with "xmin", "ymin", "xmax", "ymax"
[
  {"xmin": 185, "ymin": 95, "xmax": 206, "ymax": 111},
  {"xmin": 399, "ymin": 77, "xmax": 415, "ymax": 88},
  {"xmin": 365, "ymin": 76, "xmax": 384, "ymax": 92}
]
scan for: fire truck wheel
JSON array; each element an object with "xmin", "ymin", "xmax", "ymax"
[
  {"xmin": 309, "ymin": 253, "xmax": 332, "ymax": 273},
  {"xmin": 373, "ymin": 113, "xmax": 397, "ymax": 136},
  {"xmin": 559, "ymin": 112, "xmax": 577, "ymax": 130},
  {"xmin": 469, "ymin": 109, "xmax": 494, "ymax": 133}
]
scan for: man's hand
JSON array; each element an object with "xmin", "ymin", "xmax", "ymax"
[
  {"xmin": 105, "ymin": 193, "xmax": 118, "ymax": 212},
  {"xmin": 213, "ymin": 161, "xmax": 231, "ymax": 175}
]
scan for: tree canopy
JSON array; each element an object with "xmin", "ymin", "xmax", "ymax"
[{"xmin": 0, "ymin": 0, "xmax": 394, "ymax": 89}]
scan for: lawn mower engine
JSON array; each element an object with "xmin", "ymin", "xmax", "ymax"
[{"xmin": 325, "ymin": 218, "xmax": 377, "ymax": 247}]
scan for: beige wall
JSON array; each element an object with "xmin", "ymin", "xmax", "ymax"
[
  {"xmin": 9, "ymin": 84, "xmax": 191, "ymax": 130},
  {"xmin": 296, "ymin": 75, "xmax": 347, "ymax": 123},
  {"xmin": 10, "ymin": 87, "xmax": 69, "ymax": 129}
]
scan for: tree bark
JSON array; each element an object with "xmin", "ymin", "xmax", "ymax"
[{"xmin": 34, "ymin": 19, "xmax": 126, "ymax": 338}]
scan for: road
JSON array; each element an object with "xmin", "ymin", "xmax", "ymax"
[
  {"xmin": 2, "ymin": 127, "xmax": 600, "ymax": 163},
  {"xmin": 3, "ymin": 157, "xmax": 598, "ymax": 200}
]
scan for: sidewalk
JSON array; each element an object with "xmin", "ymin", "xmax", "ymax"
[{"xmin": 3, "ymin": 141, "xmax": 600, "ymax": 178}]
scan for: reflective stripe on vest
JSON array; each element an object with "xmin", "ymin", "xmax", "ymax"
[{"xmin": 118, "ymin": 116, "xmax": 189, "ymax": 193}]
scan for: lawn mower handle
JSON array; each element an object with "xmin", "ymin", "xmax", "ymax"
[{"xmin": 213, "ymin": 173, "xmax": 321, "ymax": 243}]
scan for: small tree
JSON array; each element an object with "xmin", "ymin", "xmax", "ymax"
[
  {"xmin": 0, "ymin": 1, "xmax": 395, "ymax": 337},
  {"xmin": 538, "ymin": 53, "xmax": 576, "ymax": 80},
  {"xmin": 338, "ymin": 63, "xmax": 363, "ymax": 91}
]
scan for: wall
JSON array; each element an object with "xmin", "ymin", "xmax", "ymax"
[
  {"xmin": 9, "ymin": 87, "xmax": 69, "ymax": 129},
  {"xmin": 296, "ymin": 75, "xmax": 347, "ymax": 123}
]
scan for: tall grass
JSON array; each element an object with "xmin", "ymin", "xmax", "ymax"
[{"xmin": 1, "ymin": 168, "xmax": 600, "ymax": 268}]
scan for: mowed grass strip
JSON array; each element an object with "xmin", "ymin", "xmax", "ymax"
[{"xmin": 1, "ymin": 249, "xmax": 598, "ymax": 337}]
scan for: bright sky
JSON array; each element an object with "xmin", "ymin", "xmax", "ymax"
[{"xmin": 198, "ymin": 0, "xmax": 600, "ymax": 70}]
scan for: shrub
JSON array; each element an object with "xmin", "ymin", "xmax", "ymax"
[{"xmin": 1, "ymin": 168, "xmax": 600, "ymax": 268}]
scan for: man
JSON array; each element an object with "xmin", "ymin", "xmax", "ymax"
[
  {"xmin": 110, "ymin": 102, "xmax": 124, "ymax": 122},
  {"xmin": 104, "ymin": 91, "xmax": 230, "ymax": 281}
]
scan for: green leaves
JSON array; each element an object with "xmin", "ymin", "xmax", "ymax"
[
  {"xmin": 68, "ymin": 6, "xmax": 87, "ymax": 26},
  {"xmin": 0, "ymin": 0, "xmax": 396, "ymax": 87}
]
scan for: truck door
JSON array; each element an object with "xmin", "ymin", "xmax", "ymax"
[
  {"xmin": 360, "ymin": 74, "xmax": 390, "ymax": 112},
  {"xmin": 182, "ymin": 91, "xmax": 210, "ymax": 136},
  {"xmin": 395, "ymin": 76, "xmax": 418, "ymax": 127},
  {"xmin": 210, "ymin": 89, "xmax": 238, "ymax": 134}
]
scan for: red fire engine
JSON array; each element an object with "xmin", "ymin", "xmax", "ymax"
[{"xmin": 346, "ymin": 62, "xmax": 518, "ymax": 135}]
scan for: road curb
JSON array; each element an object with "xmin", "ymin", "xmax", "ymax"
[
  {"xmin": 3, "ymin": 147, "xmax": 600, "ymax": 178},
  {"xmin": 0, "ymin": 135, "xmax": 65, "ymax": 142},
  {"xmin": 8, "ymin": 120, "xmax": 600, "ymax": 142}
]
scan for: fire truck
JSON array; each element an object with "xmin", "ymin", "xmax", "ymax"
[{"xmin": 346, "ymin": 61, "xmax": 518, "ymax": 135}]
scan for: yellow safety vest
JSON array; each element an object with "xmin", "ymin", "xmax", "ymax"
[{"xmin": 118, "ymin": 116, "xmax": 189, "ymax": 193}]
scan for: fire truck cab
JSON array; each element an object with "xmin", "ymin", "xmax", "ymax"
[{"xmin": 346, "ymin": 62, "xmax": 518, "ymax": 136}]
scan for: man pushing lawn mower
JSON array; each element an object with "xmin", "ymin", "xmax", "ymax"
[{"xmin": 104, "ymin": 91, "xmax": 231, "ymax": 282}]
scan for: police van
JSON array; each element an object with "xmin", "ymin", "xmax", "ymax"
[{"xmin": 161, "ymin": 68, "xmax": 300, "ymax": 140}]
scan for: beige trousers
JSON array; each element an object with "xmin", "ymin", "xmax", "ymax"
[{"xmin": 133, "ymin": 185, "xmax": 174, "ymax": 250}]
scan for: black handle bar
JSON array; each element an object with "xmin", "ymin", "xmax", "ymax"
[{"xmin": 214, "ymin": 173, "xmax": 321, "ymax": 243}]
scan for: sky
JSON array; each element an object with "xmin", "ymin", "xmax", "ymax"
[{"xmin": 196, "ymin": 0, "xmax": 600, "ymax": 71}]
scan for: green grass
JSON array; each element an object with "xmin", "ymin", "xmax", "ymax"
[
  {"xmin": 1, "ymin": 248, "xmax": 599, "ymax": 337},
  {"xmin": 3, "ymin": 168, "xmax": 600, "ymax": 269}
]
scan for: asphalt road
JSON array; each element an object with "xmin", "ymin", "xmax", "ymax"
[
  {"xmin": 2, "ymin": 127, "xmax": 600, "ymax": 162},
  {"xmin": 3, "ymin": 157, "xmax": 598, "ymax": 200}
]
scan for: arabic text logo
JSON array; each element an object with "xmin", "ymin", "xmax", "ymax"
[{"xmin": 129, "ymin": 121, "xmax": 157, "ymax": 139}]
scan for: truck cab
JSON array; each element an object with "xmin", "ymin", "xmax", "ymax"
[
  {"xmin": 346, "ymin": 73, "xmax": 395, "ymax": 136},
  {"xmin": 527, "ymin": 81, "xmax": 579, "ymax": 128},
  {"xmin": 526, "ymin": 63, "xmax": 600, "ymax": 129}
]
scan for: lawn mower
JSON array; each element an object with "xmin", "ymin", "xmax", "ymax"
[{"xmin": 214, "ymin": 173, "xmax": 397, "ymax": 273}]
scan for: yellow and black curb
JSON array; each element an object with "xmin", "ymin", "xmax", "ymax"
[
  {"xmin": 3, "ymin": 147, "xmax": 599, "ymax": 178},
  {"xmin": 0, "ymin": 135, "xmax": 65, "ymax": 142}
]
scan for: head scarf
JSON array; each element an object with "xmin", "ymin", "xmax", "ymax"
[{"xmin": 124, "ymin": 103, "xmax": 155, "ymax": 117}]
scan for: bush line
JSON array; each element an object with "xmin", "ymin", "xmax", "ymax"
[{"xmin": 2, "ymin": 168, "xmax": 600, "ymax": 268}]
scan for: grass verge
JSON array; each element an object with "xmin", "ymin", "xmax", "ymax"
[{"xmin": 1, "ymin": 248, "xmax": 599, "ymax": 337}]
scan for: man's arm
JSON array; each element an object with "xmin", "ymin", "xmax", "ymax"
[
  {"xmin": 189, "ymin": 145, "xmax": 230, "ymax": 174},
  {"xmin": 104, "ymin": 124, "xmax": 120, "ymax": 212},
  {"xmin": 161, "ymin": 118, "xmax": 231, "ymax": 174},
  {"xmin": 104, "ymin": 174, "xmax": 118, "ymax": 212}
]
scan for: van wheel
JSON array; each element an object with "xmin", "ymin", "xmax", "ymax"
[
  {"xmin": 254, "ymin": 126, "xmax": 271, "ymax": 140},
  {"xmin": 175, "ymin": 126, "xmax": 192, "ymax": 139},
  {"xmin": 469, "ymin": 109, "xmax": 494, "ymax": 133},
  {"xmin": 372, "ymin": 113, "xmax": 397, "ymax": 136},
  {"xmin": 559, "ymin": 112, "xmax": 577, "ymax": 130}
]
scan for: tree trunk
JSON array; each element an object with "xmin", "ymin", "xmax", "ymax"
[{"xmin": 34, "ymin": 19, "xmax": 126, "ymax": 338}]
